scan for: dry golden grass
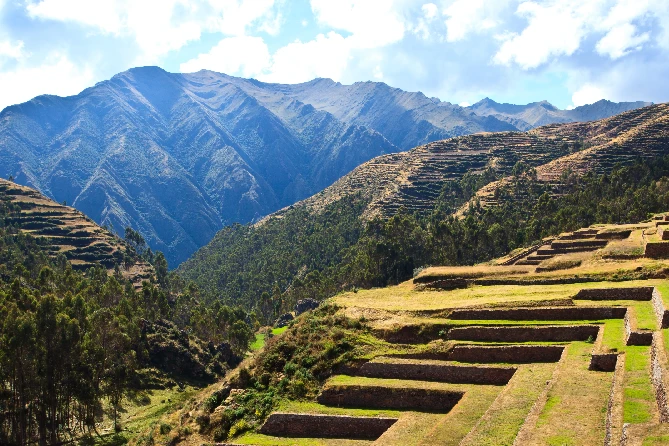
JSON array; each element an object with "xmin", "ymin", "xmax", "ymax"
[
  {"xmin": 334, "ymin": 279, "xmax": 668, "ymax": 313},
  {"xmin": 416, "ymin": 265, "xmax": 533, "ymax": 280}
]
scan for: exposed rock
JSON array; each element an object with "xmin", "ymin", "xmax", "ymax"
[
  {"xmin": 295, "ymin": 298, "xmax": 319, "ymax": 315},
  {"xmin": 274, "ymin": 313, "xmax": 294, "ymax": 328}
]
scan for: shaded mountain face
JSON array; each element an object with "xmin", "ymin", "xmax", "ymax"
[
  {"xmin": 0, "ymin": 66, "xmax": 650, "ymax": 266},
  {"xmin": 467, "ymin": 98, "xmax": 652, "ymax": 131}
]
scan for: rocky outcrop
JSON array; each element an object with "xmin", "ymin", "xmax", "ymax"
[{"xmin": 294, "ymin": 298, "xmax": 319, "ymax": 316}]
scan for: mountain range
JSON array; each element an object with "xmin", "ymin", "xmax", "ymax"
[{"xmin": 0, "ymin": 66, "xmax": 651, "ymax": 266}]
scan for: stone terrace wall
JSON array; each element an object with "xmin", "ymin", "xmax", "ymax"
[
  {"xmin": 624, "ymin": 311, "xmax": 653, "ymax": 346},
  {"xmin": 446, "ymin": 325, "xmax": 599, "ymax": 342},
  {"xmin": 374, "ymin": 323, "xmax": 451, "ymax": 344},
  {"xmin": 589, "ymin": 353, "xmax": 618, "ymax": 372},
  {"xmin": 446, "ymin": 345, "xmax": 564, "ymax": 363},
  {"xmin": 448, "ymin": 307, "xmax": 627, "ymax": 321},
  {"xmin": 645, "ymin": 242, "xmax": 669, "ymax": 258},
  {"xmin": 652, "ymin": 288, "xmax": 669, "ymax": 329},
  {"xmin": 317, "ymin": 385, "xmax": 463, "ymax": 412},
  {"xmin": 259, "ymin": 413, "xmax": 397, "ymax": 439},
  {"xmin": 358, "ymin": 362, "xmax": 516, "ymax": 385},
  {"xmin": 574, "ymin": 287, "xmax": 654, "ymax": 301},
  {"xmin": 595, "ymin": 230, "xmax": 632, "ymax": 240}
]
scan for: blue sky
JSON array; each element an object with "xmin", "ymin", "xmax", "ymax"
[{"xmin": 0, "ymin": 0, "xmax": 668, "ymax": 111}]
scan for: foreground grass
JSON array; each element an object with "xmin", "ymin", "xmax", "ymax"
[
  {"xmin": 523, "ymin": 341, "xmax": 611, "ymax": 445},
  {"xmin": 459, "ymin": 363, "xmax": 556, "ymax": 446}
]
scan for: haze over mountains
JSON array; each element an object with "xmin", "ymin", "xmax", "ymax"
[{"xmin": 0, "ymin": 66, "xmax": 651, "ymax": 266}]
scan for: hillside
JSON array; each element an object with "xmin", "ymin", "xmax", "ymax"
[
  {"xmin": 287, "ymin": 103, "xmax": 669, "ymax": 221},
  {"xmin": 153, "ymin": 215, "xmax": 669, "ymax": 445},
  {"xmin": 0, "ymin": 178, "xmax": 153, "ymax": 284},
  {"xmin": 0, "ymin": 67, "xmax": 648, "ymax": 266},
  {"xmin": 178, "ymin": 104, "xmax": 669, "ymax": 310}
]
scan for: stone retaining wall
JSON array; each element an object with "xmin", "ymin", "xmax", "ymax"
[
  {"xmin": 652, "ymin": 288, "xmax": 669, "ymax": 329},
  {"xmin": 259, "ymin": 413, "xmax": 397, "ymax": 439},
  {"xmin": 551, "ymin": 239, "xmax": 608, "ymax": 249},
  {"xmin": 448, "ymin": 307, "xmax": 627, "ymax": 321},
  {"xmin": 317, "ymin": 385, "xmax": 463, "ymax": 412},
  {"xmin": 595, "ymin": 230, "xmax": 632, "ymax": 240},
  {"xmin": 374, "ymin": 322, "xmax": 451, "ymax": 344},
  {"xmin": 645, "ymin": 242, "xmax": 669, "ymax": 258},
  {"xmin": 651, "ymin": 333, "xmax": 669, "ymax": 422},
  {"xmin": 358, "ymin": 361, "xmax": 516, "ymax": 385},
  {"xmin": 659, "ymin": 226, "xmax": 669, "ymax": 240},
  {"xmin": 574, "ymin": 287, "xmax": 654, "ymax": 301},
  {"xmin": 589, "ymin": 353, "xmax": 618, "ymax": 372},
  {"xmin": 446, "ymin": 345, "xmax": 564, "ymax": 363},
  {"xmin": 624, "ymin": 312, "xmax": 653, "ymax": 346},
  {"xmin": 446, "ymin": 325, "xmax": 599, "ymax": 342}
]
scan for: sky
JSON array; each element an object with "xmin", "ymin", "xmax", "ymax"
[{"xmin": 0, "ymin": 0, "xmax": 668, "ymax": 111}]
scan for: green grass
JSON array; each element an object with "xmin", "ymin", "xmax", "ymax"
[
  {"xmin": 644, "ymin": 435, "xmax": 669, "ymax": 445},
  {"xmin": 272, "ymin": 326, "xmax": 288, "ymax": 335},
  {"xmin": 575, "ymin": 300, "xmax": 658, "ymax": 331},
  {"xmin": 602, "ymin": 319, "xmax": 626, "ymax": 351},
  {"xmin": 249, "ymin": 326, "xmax": 289, "ymax": 351},
  {"xmin": 249, "ymin": 333, "xmax": 266, "ymax": 351},
  {"xmin": 623, "ymin": 346, "xmax": 656, "ymax": 424},
  {"xmin": 655, "ymin": 282, "xmax": 669, "ymax": 308}
]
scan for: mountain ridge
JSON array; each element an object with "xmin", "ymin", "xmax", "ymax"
[{"xmin": 0, "ymin": 66, "xmax": 651, "ymax": 266}]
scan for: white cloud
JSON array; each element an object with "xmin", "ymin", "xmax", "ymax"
[
  {"xmin": 180, "ymin": 35, "xmax": 270, "ymax": 77},
  {"xmin": 205, "ymin": 0, "xmax": 277, "ymax": 36},
  {"xmin": 260, "ymin": 32, "xmax": 351, "ymax": 83},
  {"xmin": 422, "ymin": 3, "xmax": 438, "ymax": 20},
  {"xmin": 444, "ymin": 0, "xmax": 503, "ymax": 42},
  {"xmin": 310, "ymin": 0, "xmax": 405, "ymax": 49},
  {"xmin": 571, "ymin": 83, "xmax": 608, "ymax": 106},
  {"xmin": 0, "ymin": 53, "xmax": 94, "ymax": 111},
  {"xmin": 27, "ymin": 0, "xmax": 124, "ymax": 34},
  {"xmin": 494, "ymin": 0, "xmax": 601, "ymax": 70},
  {"xmin": 0, "ymin": 40, "xmax": 26, "ymax": 61},
  {"xmin": 596, "ymin": 23, "xmax": 649, "ymax": 59},
  {"xmin": 26, "ymin": 0, "xmax": 279, "ymax": 61},
  {"xmin": 459, "ymin": 101, "xmax": 471, "ymax": 106}
]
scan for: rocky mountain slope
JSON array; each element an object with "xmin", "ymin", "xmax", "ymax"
[{"xmin": 0, "ymin": 66, "xmax": 649, "ymax": 266}]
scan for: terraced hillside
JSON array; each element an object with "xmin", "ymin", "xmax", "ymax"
[
  {"xmin": 276, "ymin": 103, "xmax": 669, "ymax": 221},
  {"xmin": 0, "ymin": 178, "xmax": 153, "ymax": 284},
  {"xmin": 156, "ymin": 215, "xmax": 669, "ymax": 445}
]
